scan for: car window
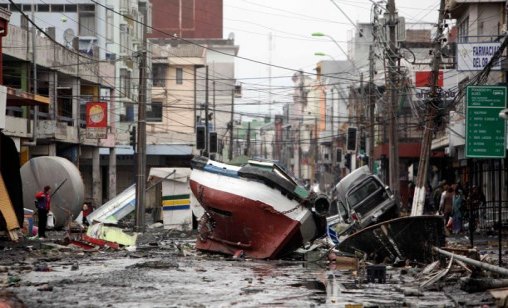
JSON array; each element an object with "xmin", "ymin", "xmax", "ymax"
[
  {"xmin": 337, "ymin": 201, "xmax": 348, "ymax": 217},
  {"xmin": 328, "ymin": 200, "xmax": 339, "ymax": 216},
  {"xmin": 346, "ymin": 178, "xmax": 381, "ymax": 208}
]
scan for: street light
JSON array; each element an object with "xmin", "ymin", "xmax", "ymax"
[
  {"xmin": 314, "ymin": 52, "xmax": 336, "ymax": 60},
  {"xmin": 311, "ymin": 32, "xmax": 349, "ymax": 61}
]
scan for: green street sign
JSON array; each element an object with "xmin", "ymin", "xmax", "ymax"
[{"xmin": 466, "ymin": 86, "xmax": 506, "ymax": 158}]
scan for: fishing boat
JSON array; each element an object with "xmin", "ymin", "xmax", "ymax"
[
  {"xmin": 189, "ymin": 156, "xmax": 330, "ymax": 259},
  {"xmin": 337, "ymin": 215, "xmax": 446, "ymax": 263}
]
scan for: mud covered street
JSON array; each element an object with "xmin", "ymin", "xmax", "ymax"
[{"xmin": 0, "ymin": 227, "xmax": 502, "ymax": 307}]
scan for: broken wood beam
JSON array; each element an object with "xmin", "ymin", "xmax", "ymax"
[{"xmin": 433, "ymin": 246, "xmax": 508, "ymax": 276}]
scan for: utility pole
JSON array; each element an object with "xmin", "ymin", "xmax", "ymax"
[
  {"xmin": 245, "ymin": 122, "xmax": 251, "ymax": 156},
  {"xmin": 386, "ymin": 0, "xmax": 400, "ymax": 202},
  {"xmin": 213, "ymin": 80, "xmax": 216, "ymax": 131},
  {"xmin": 229, "ymin": 89, "xmax": 234, "ymax": 160},
  {"xmin": 135, "ymin": 20, "xmax": 147, "ymax": 232},
  {"xmin": 204, "ymin": 65, "xmax": 209, "ymax": 157},
  {"xmin": 331, "ymin": 88, "xmax": 335, "ymax": 172},
  {"xmin": 411, "ymin": 0, "xmax": 446, "ymax": 216},
  {"xmin": 368, "ymin": 45, "xmax": 375, "ymax": 171},
  {"xmin": 360, "ymin": 72, "xmax": 364, "ymax": 166}
]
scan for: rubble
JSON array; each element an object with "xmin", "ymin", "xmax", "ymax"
[{"xmin": 0, "ymin": 223, "xmax": 505, "ymax": 306}]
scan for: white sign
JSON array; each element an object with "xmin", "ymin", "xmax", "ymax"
[
  {"xmin": 457, "ymin": 42, "xmax": 501, "ymax": 71},
  {"xmin": 86, "ymin": 127, "xmax": 107, "ymax": 139}
]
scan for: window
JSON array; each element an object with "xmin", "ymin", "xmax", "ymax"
[
  {"xmin": 37, "ymin": 4, "xmax": 49, "ymax": 12},
  {"xmin": 147, "ymin": 101, "xmax": 163, "ymax": 122},
  {"xmin": 57, "ymin": 88, "xmax": 73, "ymax": 120},
  {"xmin": 347, "ymin": 178, "xmax": 382, "ymax": 208},
  {"xmin": 119, "ymin": 68, "xmax": 131, "ymax": 98},
  {"xmin": 51, "ymin": 5, "xmax": 64, "ymax": 12},
  {"xmin": 122, "ymin": 103, "xmax": 135, "ymax": 122},
  {"xmin": 106, "ymin": 5, "xmax": 114, "ymax": 42},
  {"xmin": 458, "ymin": 16, "xmax": 469, "ymax": 43},
  {"xmin": 152, "ymin": 64, "xmax": 166, "ymax": 87},
  {"xmin": 64, "ymin": 4, "xmax": 77, "ymax": 12},
  {"xmin": 78, "ymin": 4, "xmax": 95, "ymax": 12},
  {"xmin": 176, "ymin": 68, "xmax": 183, "ymax": 85},
  {"xmin": 79, "ymin": 13, "xmax": 95, "ymax": 36},
  {"xmin": 119, "ymin": 24, "xmax": 129, "ymax": 55}
]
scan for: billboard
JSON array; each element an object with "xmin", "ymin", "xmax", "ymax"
[
  {"xmin": 414, "ymin": 70, "xmax": 457, "ymax": 102},
  {"xmin": 86, "ymin": 102, "xmax": 108, "ymax": 139},
  {"xmin": 457, "ymin": 42, "xmax": 501, "ymax": 71}
]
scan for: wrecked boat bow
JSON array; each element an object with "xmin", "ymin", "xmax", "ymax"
[{"xmin": 189, "ymin": 156, "xmax": 329, "ymax": 259}]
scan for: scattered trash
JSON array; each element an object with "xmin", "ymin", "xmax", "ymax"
[
  {"xmin": 86, "ymin": 223, "xmax": 138, "ymax": 247},
  {"xmin": 366, "ymin": 265, "xmax": 386, "ymax": 283},
  {"xmin": 33, "ymin": 263, "xmax": 51, "ymax": 272},
  {"xmin": 37, "ymin": 284, "xmax": 53, "ymax": 292}
]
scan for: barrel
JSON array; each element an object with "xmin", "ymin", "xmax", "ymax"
[{"xmin": 21, "ymin": 156, "xmax": 84, "ymax": 228}]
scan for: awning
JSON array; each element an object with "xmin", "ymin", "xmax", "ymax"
[
  {"xmin": 100, "ymin": 144, "xmax": 193, "ymax": 156},
  {"xmin": 5, "ymin": 87, "xmax": 49, "ymax": 107}
]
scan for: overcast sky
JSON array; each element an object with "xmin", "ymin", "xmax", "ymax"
[{"xmin": 223, "ymin": 0, "xmax": 441, "ymax": 117}]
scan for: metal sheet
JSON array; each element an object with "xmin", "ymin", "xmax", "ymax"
[{"xmin": 21, "ymin": 156, "xmax": 84, "ymax": 228}]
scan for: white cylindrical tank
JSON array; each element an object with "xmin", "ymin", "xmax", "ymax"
[{"xmin": 21, "ymin": 156, "xmax": 84, "ymax": 228}]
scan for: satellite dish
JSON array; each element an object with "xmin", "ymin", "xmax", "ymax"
[
  {"xmin": 228, "ymin": 32, "xmax": 235, "ymax": 40},
  {"xmin": 63, "ymin": 28, "xmax": 75, "ymax": 44}
]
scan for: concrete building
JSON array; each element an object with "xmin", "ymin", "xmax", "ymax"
[
  {"xmin": 148, "ymin": 38, "xmax": 237, "ymax": 165},
  {"xmin": 148, "ymin": 0, "xmax": 223, "ymax": 39},
  {"xmin": 2, "ymin": 16, "xmax": 116, "ymax": 207},
  {"xmin": 314, "ymin": 60, "xmax": 356, "ymax": 191},
  {"xmin": 145, "ymin": 0, "xmax": 237, "ymax": 170},
  {"xmin": 0, "ymin": 0, "xmax": 152, "ymax": 207},
  {"xmin": 440, "ymin": 0, "xmax": 507, "ymax": 205}
]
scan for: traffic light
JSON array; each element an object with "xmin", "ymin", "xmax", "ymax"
[
  {"xmin": 344, "ymin": 153, "xmax": 351, "ymax": 170},
  {"xmin": 346, "ymin": 127, "xmax": 357, "ymax": 151},
  {"xmin": 196, "ymin": 125, "xmax": 205, "ymax": 150},
  {"xmin": 209, "ymin": 131, "xmax": 218, "ymax": 153},
  {"xmin": 130, "ymin": 126, "xmax": 136, "ymax": 151},
  {"xmin": 336, "ymin": 148, "xmax": 342, "ymax": 163}
]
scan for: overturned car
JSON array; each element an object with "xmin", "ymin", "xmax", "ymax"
[{"xmin": 329, "ymin": 166, "xmax": 399, "ymax": 233}]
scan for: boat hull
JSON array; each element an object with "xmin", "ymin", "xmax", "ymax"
[
  {"xmin": 337, "ymin": 215, "xmax": 446, "ymax": 263},
  {"xmin": 189, "ymin": 167, "xmax": 323, "ymax": 259}
]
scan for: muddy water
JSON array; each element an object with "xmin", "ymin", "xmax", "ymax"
[
  {"xmin": 7, "ymin": 253, "xmax": 328, "ymax": 307},
  {"xmin": 1, "ymin": 230, "xmax": 498, "ymax": 307}
]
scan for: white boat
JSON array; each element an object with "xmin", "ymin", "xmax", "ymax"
[{"xmin": 189, "ymin": 156, "xmax": 329, "ymax": 259}]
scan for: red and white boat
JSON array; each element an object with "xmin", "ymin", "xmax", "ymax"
[{"xmin": 189, "ymin": 156, "xmax": 329, "ymax": 259}]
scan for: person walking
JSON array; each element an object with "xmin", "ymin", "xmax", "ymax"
[
  {"xmin": 439, "ymin": 184, "xmax": 454, "ymax": 230},
  {"xmin": 432, "ymin": 181, "xmax": 446, "ymax": 214},
  {"xmin": 451, "ymin": 184, "xmax": 464, "ymax": 234},
  {"xmin": 35, "ymin": 185, "xmax": 51, "ymax": 239},
  {"xmin": 81, "ymin": 202, "xmax": 93, "ymax": 227},
  {"xmin": 424, "ymin": 183, "xmax": 435, "ymax": 214}
]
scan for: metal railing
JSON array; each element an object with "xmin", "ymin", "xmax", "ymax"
[{"xmin": 472, "ymin": 201, "xmax": 508, "ymax": 232}]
